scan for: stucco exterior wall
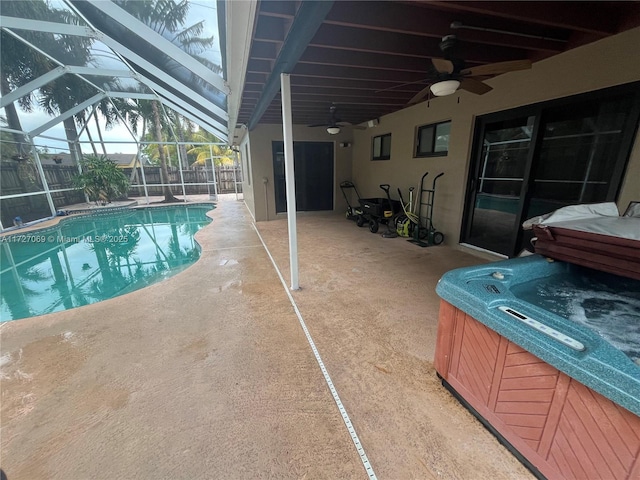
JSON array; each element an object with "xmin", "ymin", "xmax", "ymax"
[
  {"xmin": 350, "ymin": 26, "xmax": 640, "ymax": 243},
  {"xmin": 242, "ymin": 27, "xmax": 640, "ymax": 246},
  {"xmin": 240, "ymin": 124, "xmax": 353, "ymax": 221},
  {"xmin": 238, "ymin": 133, "xmax": 255, "ymax": 219}
]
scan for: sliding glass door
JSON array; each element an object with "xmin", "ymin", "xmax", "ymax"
[
  {"xmin": 462, "ymin": 83, "xmax": 640, "ymax": 257},
  {"xmin": 464, "ymin": 116, "xmax": 534, "ymax": 255}
]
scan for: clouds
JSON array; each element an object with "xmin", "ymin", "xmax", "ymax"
[{"xmin": 14, "ymin": 109, "xmax": 140, "ymax": 155}]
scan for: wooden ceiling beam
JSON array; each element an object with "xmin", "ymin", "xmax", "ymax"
[
  {"xmin": 289, "ymin": 75, "xmax": 427, "ymax": 92},
  {"xmin": 249, "ymin": 41, "xmax": 278, "ymax": 60},
  {"xmin": 289, "ymin": 85, "xmax": 420, "ymax": 99},
  {"xmin": 292, "ymin": 63, "xmax": 430, "ymax": 84},
  {"xmin": 246, "ymin": 58, "xmax": 273, "ymax": 73},
  {"xmin": 253, "ymin": 16, "xmax": 287, "ymax": 42},
  {"xmin": 310, "ymin": 24, "xmax": 527, "ymax": 63},
  {"xmin": 298, "ymin": 46, "xmax": 430, "ymax": 73},
  {"xmin": 325, "ymin": 1, "xmax": 565, "ymax": 53},
  {"xmin": 427, "ymin": 1, "xmax": 622, "ymax": 36}
]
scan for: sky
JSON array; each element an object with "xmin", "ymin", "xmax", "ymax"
[{"xmin": 3, "ymin": 0, "xmax": 224, "ymax": 155}]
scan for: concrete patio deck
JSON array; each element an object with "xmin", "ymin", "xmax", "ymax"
[{"xmin": 0, "ymin": 196, "xmax": 534, "ymax": 479}]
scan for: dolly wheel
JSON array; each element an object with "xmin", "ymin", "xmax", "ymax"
[
  {"xmin": 369, "ymin": 219, "xmax": 379, "ymax": 233},
  {"xmin": 433, "ymin": 231, "xmax": 444, "ymax": 245},
  {"xmin": 356, "ymin": 215, "xmax": 366, "ymax": 227}
]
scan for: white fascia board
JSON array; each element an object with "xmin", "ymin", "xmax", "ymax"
[
  {"xmin": 96, "ymin": 31, "xmax": 228, "ymax": 123},
  {"xmin": 29, "ymin": 93, "xmax": 105, "ymax": 137},
  {"xmin": 0, "ymin": 66, "xmax": 67, "ymax": 108},
  {"xmin": 85, "ymin": 0, "xmax": 229, "ymax": 95},
  {"xmin": 225, "ymin": 0, "xmax": 257, "ymax": 134},
  {"xmin": 0, "ymin": 16, "xmax": 93, "ymax": 37}
]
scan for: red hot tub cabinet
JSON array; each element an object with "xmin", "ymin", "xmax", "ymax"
[{"xmin": 434, "ymin": 256, "xmax": 640, "ymax": 480}]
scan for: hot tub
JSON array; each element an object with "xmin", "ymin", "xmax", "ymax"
[{"xmin": 434, "ymin": 255, "xmax": 640, "ymax": 480}]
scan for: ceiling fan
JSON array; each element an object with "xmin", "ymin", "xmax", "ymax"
[
  {"xmin": 408, "ymin": 35, "xmax": 532, "ymax": 104},
  {"xmin": 308, "ymin": 104, "xmax": 366, "ymax": 135}
]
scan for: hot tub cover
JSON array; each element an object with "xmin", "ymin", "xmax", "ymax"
[{"xmin": 524, "ymin": 202, "xmax": 640, "ymax": 280}]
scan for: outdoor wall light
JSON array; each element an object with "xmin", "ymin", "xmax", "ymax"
[
  {"xmin": 327, "ymin": 126, "xmax": 341, "ymax": 135},
  {"xmin": 430, "ymin": 79, "xmax": 460, "ymax": 96}
]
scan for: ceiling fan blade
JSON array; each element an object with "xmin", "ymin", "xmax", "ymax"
[
  {"xmin": 432, "ymin": 58, "xmax": 454, "ymax": 74},
  {"xmin": 307, "ymin": 123, "xmax": 328, "ymax": 128},
  {"xmin": 461, "ymin": 59, "xmax": 532, "ymax": 77},
  {"xmin": 408, "ymin": 84, "xmax": 433, "ymax": 105},
  {"xmin": 459, "ymin": 77, "xmax": 493, "ymax": 95}
]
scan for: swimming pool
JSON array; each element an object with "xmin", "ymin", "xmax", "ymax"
[{"xmin": 0, "ymin": 204, "xmax": 213, "ymax": 321}]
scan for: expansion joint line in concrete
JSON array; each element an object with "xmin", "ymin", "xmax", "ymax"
[{"xmin": 252, "ymin": 223, "xmax": 377, "ymax": 480}]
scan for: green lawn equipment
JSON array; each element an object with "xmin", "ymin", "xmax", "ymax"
[
  {"xmin": 340, "ymin": 181, "xmax": 363, "ymax": 221},
  {"xmin": 396, "ymin": 186, "xmax": 419, "ymax": 237}
]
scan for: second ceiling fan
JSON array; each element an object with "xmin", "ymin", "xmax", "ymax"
[
  {"xmin": 308, "ymin": 104, "xmax": 366, "ymax": 135},
  {"xmin": 408, "ymin": 35, "xmax": 532, "ymax": 104}
]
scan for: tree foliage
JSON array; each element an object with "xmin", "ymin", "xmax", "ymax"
[
  {"xmin": 73, "ymin": 155, "xmax": 130, "ymax": 205},
  {"xmin": 111, "ymin": 0, "xmax": 220, "ymax": 202},
  {"xmin": 187, "ymin": 129, "xmax": 233, "ymax": 166}
]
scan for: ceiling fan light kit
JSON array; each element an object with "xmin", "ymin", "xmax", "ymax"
[
  {"xmin": 309, "ymin": 104, "xmax": 373, "ymax": 133},
  {"xmin": 404, "ymin": 34, "xmax": 531, "ymax": 105},
  {"xmin": 430, "ymin": 80, "xmax": 460, "ymax": 96}
]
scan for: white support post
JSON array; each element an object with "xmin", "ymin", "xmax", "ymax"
[
  {"xmin": 280, "ymin": 73, "xmax": 299, "ymax": 291},
  {"xmin": 233, "ymin": 149, "xmax": 239, "ymax": 201}
]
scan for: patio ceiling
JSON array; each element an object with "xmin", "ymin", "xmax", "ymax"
[{"xmin": 232, "ymin": 1, "xmax": 640, "ymax": 134}]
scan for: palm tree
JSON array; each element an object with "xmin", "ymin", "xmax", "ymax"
[
  {"xmin": 170, "ymin": 111, "xmax": 195, "ymax": 170},
  {"xmin": 0, "ymin": 117, "xmax": 19, "ymax": 161},
  {"xmin": 113, "ymin": 0, "xmax": 221, "ymax": 203},
  {"xmin": 1, "ymin": 0, "xmax": 120, "ymax": 162},
  {"xmin": 187, "ymin": 129, "xmax": 233, "ymax": 167},
  {"xmin": 140, "ymin": 109, "xmax": 199, "ymax": 167},
  {"xmin": 0, "ymin": 0, "xmax": 63, "ymax": 155},
  {"xmin": 150, "ymin": 99, "xmax": 180, "ymax": 201}
]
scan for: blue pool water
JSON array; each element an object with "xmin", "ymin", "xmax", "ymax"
[{"xmin": 0, "ymin": 205, "xmax": 213, "ymax": 321}]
